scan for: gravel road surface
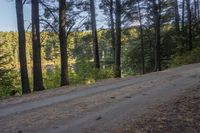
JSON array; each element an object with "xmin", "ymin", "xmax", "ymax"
[{"xmin": 0, "ymin": 63, "xmax": 199, "ymax": 133}]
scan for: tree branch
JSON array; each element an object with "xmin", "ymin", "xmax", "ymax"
[
  {"xmin": 40, "ymin": 1, "xmax": 58, "ymax": 22},
  {"xmin": 40, "ymin": 19, "xmax": 59, "ymax": 34}
]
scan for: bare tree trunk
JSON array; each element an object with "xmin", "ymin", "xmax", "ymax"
[
  {"xmin": 110, "ymin": 0, "xmax": 115, "ymax": 63},
  {"xmin": 153, "ymin": 0, "xmax": 161, "ymax": 71},
  {"xmin": 175, "ymin": 0, "xmax": 180, "ymax": 32},
  {"xmin": 137, "ymin": 0, "xmax": 145, "ymax": 74},
  {"xmin": 16, "ymin": 0, "xmax": 31, "ymax": 94},
  {"xmin": 197, "ymin": 0, "xmax": 200, "ymax": 18},
  {"xmin": 194, "ymin": 0, "xmax": 197, "ymax": 19},
  {"xmin": 115, "ymin": 0, "xmax": 121, "ymax": 77},
  {"xmin": 186, "ymin": 0, "xmax": 193, "ymax": 50},
  {"xmin": 59, "ymin": 0, "xmax": 69, "ymax": 86},
  {"xmin": 90, "ymin": 0, "xmax": 100, "ymax": 69},
  {"xmin": 182, "ymin": 0, "xmax": 185, "ymax": 31},
  {"xmin": 31, "ymin": 0, "xmax": 44, "ymax": 91}
]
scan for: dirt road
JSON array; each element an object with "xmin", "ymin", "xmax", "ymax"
[{"xmin": 0, "ymin": 63, "xmax": 199, "ymax": 133}]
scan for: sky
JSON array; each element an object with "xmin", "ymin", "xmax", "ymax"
[
  {"xmin": 0, "ymin": 0, "xmax": 107, "ymax": 32},
  {"xmin": 0, "ymin": 0, "xmax": 32, "ymax": 31}
]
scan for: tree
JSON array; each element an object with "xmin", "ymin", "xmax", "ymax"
[
  {"xmin": 186, "ymin": 0, "xmax": 192, "ymax": 50},
  {"xmin": 137, "ymin": 0, "xmax": 145, "ymax": 74},
  {"xmin": 31, "ymin": 0, "xmax": 44, "ymax": 91},
  {"xmin": 182, "ymin": 0, "xmax": 185, "ymax": 31},
  {"xmin": 15, "ymin": 0, "xmax": 31, "ymax": 94},
  {"xmin": 90, "ymin": 0, "xmax": 100, "ymax": 69},
  {"xmin": 110, "ymin": 0, "xmax": 115, "ymax": 62},
  {"xmin": 41, "ymin": 0, "xmax": 85, "ymax": 86},
  {"xmin": 198, "ymin": 0, "xmax": 200, "ymax": 18},
  {"xmin": 152, "ymin": 0, "xmax": 161, "ymax": 71},
  {"xmin": 115, "ymin": 0, "xmax": 122, "ymax": 77},
  {"xmin": 0, "ymin": 39, "xmax": 17, "ymax": 97},
  {"xmin": 59, "ymin": 0, "xmax": 69, "ymax": 86},
  {"xmin": 175, "ymin": 0, "xmax": 180, "ymax": 33},
  {"xmin": 194, "ymin": 0, "xmax": 198, "ymax": 19},
  {"xmin": 99, "ymin": 0, "xmax": 116, "ymax": 63}
]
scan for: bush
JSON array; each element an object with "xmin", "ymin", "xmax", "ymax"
[
  {"xmin": 170, "ymin": 47, "xmax": 200, "ymax": 67},
  {"xmin": 41, "ymin": 63, "xmax": 114, "ymax": 89},
  {"xmin": 0, "ymin": 70, "xmax": 20, "ymax": 98},
  {"xmin": 69, "ymin": 62, "xmax": 114, "ymax": 85},
  {"xmin": 43, "ymin": 66, "xmax": 60, "ymax": 89}
]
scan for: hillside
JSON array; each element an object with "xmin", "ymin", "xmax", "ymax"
[{"xmin": 0, "ymin": 63, "xmax": 199, "ymax": 133}]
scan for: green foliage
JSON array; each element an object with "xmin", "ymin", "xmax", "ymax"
[
  {"xmin": 43, "ymin": 66, "xmax": 60, "ymax": 89},
  {"xmin": 0, "ymin": 39, "xmax": 21, "ymax": 98},
  {"xmin": 69, "ymin": 60, "xmax": 114, "ymax": 85},
  {"xmin": 0, "ymin": 70, "xmax": 20, "ymax": 98},
  {"xmin": 122, "ymin": 40, "xmax": 141, "ymax": 76},
  {"xmin": 170, "ymin": 47, "xmax": 200, "ymax": 67},
  {"xmin": 0, "ymin": 25, "xmax": 199, "ymax": 98}
]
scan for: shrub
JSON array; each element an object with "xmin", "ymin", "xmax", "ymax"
[{"xmin": 170, "ymin": 47, "xmax": 200, "ymax": 67}]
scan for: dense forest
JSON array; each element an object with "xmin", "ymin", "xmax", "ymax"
[{"xmin": 0, "ymin": 0, "xmax": 199, "ymax": 98}]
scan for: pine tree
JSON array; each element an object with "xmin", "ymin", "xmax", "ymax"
[
  {"xmin": 15, "ymin": 0, "xmax": 31, "ymax": 94},
  {"xmin": 31, "ymin": 0, "xmax": 44, "ymax": 91},
  {"xmin": 115, "ymin": 0, "xmax": 122, "ymax": 77},
  {"xmin": 90, "ymin": 0, "xmax": 100, "ymax": 69},
  {"xmin": 59, "ymin": 0, "xmax": 69, "ymax": 86}
]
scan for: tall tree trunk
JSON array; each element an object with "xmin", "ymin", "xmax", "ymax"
[
  {"xmin": 90, "ymin": 0, "xmax": 100, "ymax": 69},
  {"xmin": 197, "ymin": 0, "xmax": 200, "ymax": 18},
  {"xmin": 31, "ymin": 0, "xmax": 44, "ymax": 91},
  {"xmin": 109, "ymin": 0, "xmax": 115, "ymax": 63},
  {"xmin": 15, "ymin": 0, "xmax": 31, "ymax": 94},
  {"xmin": 182, "ymin": 0, "xmax": 185, "ymax": 31},
  {"xmin": 137, "ymin": 0, "xmax": 145, "ymax": 74},
  {"xmin": 175, "ymin": 0, "xmax": 180, "ymax": 32},
  {"xmin": 153, "ymin": 0, "xmax": 161, "ymax": 71},
  {"xmin": 181, "ymin": 0, "xmax": 187, "ymax": 50},
  {"xmin": 186, "ymin": 0, "xmax": 192, "ymax": 50},
  {"xmin": 59, "ymin": 0, "xmax": 69, "ymax": 86},
  {"xmin": 194, "ymin": 0, "xmax": 197, "ymax": 19},
  {"xmin": 115, "ymin": 0, "xmax": 121, "ymax": 77}
]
